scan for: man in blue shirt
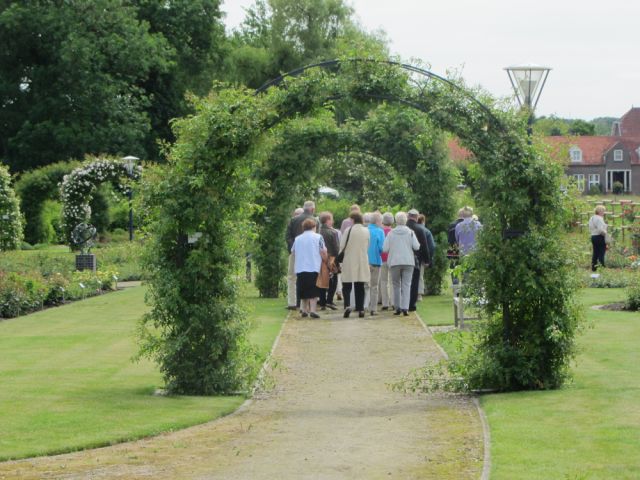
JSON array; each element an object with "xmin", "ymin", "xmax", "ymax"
[{"xmin": 366, "ymin": 212, "xmax": 385, "ymax": 315}]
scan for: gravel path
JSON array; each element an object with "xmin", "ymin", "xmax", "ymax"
[{"xmin": 0, "ymin": 307, "xmax": 483, "ymax": 479}]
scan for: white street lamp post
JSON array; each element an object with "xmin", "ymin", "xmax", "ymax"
[{"xmin": 505, "ymin": 64, "xmax": 551, "ymax": 135}]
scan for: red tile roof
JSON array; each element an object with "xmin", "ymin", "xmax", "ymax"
[
  {"xmin": 618, "ymin": 108, "xmax": 640, "ymax": 137},
  {"xmin": 545, "ymin": 136, "xmax": 640, "ymax": 165},
  {"xmin": 447, "ymin": 138, "xmax": 473, "ymax": 163}
]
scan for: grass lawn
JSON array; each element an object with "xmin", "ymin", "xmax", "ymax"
[
  {"xmin": 0, "ymin": 286, "xmax": 286, "ymax": 461},
  {"xmin": 432, "ymin": 288, "xmax": 640, "ymax": 479}
]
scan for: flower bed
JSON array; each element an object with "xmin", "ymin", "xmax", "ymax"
[{"xmin": 0, "ymin": 268, "xmax": 118, "ymax": 319}]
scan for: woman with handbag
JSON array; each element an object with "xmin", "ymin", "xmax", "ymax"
[
  {"xmin": 338, "ymin": 212, "xmax": 370, "ymax": 318},
  {"xmin": 291, "ymin": 218, "xmax": 328, "ymax": 318},
  {"xmin": 588, "ymin": 205, "xmax": 608, "ymax": 272},
  {"xmin": 318, "ymin": 211, "xmax": 340, "ymax": 310}
]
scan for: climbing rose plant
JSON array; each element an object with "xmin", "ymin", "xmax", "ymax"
[
  {"xmin": 141, "ymin": 59, "xmax": 581, "ymax": 394},
  {"xmin": 60, "ymin": 157, "xmax": 141, "ymax": 248},
  {"xmin": 0, "ymin": 164, "xmax": 24, "ymax": 250}
]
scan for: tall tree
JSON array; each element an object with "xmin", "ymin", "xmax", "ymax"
[
  {"xmin": 0, "ymin": 0, "xmax": 172, "ymax": 172},
  {"xmin": 134, "ymin": 0, "xmax": 227, "ymax": 158},
  {"xmin": 225, "ymin": 0, "xmax": 387, "ymax": 88}
]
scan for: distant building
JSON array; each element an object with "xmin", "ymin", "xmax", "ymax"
[{"xmin": 447, "ymin": 107, "xmax": 640, "ymax": 195}]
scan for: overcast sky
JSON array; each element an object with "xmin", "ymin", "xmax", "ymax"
[{"xmin": 222, "ymin": 0, "xmax": 640, "ymax": 120}]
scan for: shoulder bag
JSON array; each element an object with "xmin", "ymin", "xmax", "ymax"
[{"xmin": 335, "ymin": 226, "xmax": 353, "ymax": 264}]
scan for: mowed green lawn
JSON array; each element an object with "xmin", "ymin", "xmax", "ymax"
[
  {"xmin": 425, "ymin": 288, "xmax": 640, "ymax": 479},
  {"xmin": 0, "ymin": 286, "xmax": 286, "ymax": 461}
]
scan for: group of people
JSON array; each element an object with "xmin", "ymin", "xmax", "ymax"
[{"xmin": 285, "ymin": 201, "xmax": 483, "ymax": 319}]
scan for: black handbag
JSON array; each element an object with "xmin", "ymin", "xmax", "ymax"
[{"xmin": 335, "ymin": 226, "xmax": 353, "ymax": 264}]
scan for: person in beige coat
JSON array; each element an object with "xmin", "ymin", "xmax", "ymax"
[{"xmin": 339, "ymin": 212, "xmax": 370, "ymax": 318}]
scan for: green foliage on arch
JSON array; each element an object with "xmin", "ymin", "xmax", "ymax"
[
  {"xmin": 252, "ymin": 103, "xmax": 457, "ymax": 298},
  {"xmin": 141, "ymin": 60, "xmax": 580, "ymax": 394},
  {"xmin": 15, "ymin": 161, "xmax": 81, "ymax": 245},
  {"xmin": 60, "ymin": 157, "xmax": 141, "ymax": 249}
]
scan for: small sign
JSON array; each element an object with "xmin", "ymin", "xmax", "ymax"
[
  {"xmin": 1, "ymin": 214, "xmax": 8, "ymax": 220},
  {"xmin": 79, "ymin": 283, "xmax": 85, "ymax": 289}
]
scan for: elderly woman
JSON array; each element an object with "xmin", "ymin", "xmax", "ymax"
[
  {"xmin": 292, "ymin": 218, "xmax": 328, "ymax": 318},
  {"xmin": 339, "ymin": 212, "xmax": 370, "ymax": 318},
  {"xmin": 588, "ymin": 205, "xmax": 608, "ymax": 271},
  {"xmin": 383, "ymin": 211, "xmax": 420, "ymax": 316}
]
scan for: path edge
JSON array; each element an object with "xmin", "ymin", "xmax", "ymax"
[{"xmin": 413, "ymin": 311, "xmax": 491, "ymax": 480}]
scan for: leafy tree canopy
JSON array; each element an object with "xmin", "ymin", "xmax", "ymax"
[
  {"xmin": 224, "ymin": 0, "xmax": 388, "ymax": 88},
  {"xmin": 0, "ymin": 0, "xmax": 228, "ymax": 171}
]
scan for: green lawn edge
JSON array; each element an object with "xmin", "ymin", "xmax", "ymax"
[
  {"xmin": 427, "ymin": 288, "xmax": 640, "ymax": 479},
  {"xmin": 0, "ymin": 286, "xmax": 286, "ymax": 461}
]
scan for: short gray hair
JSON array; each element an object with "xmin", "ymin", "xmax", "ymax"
[
  {"xmin": 372, "ymin": 211, "xmax": 382, "ymax": 225},
  {"xmin": 461, "ymin": 206, "xmax": 474, "ymax": 218},
  {"xmin": 363, "ymin": 212, "xmax": 372, "ymax": 224},
  {"xmin": 395, "ymin": 211, "xmax": 408, "ymax": 226},
  {"xmin": 382, "ymin": 212, "xmax": 394, "ymax": 226},
  {"xmin": 303, "ymin": 200, "xmax": 315, "ymax": 213}
]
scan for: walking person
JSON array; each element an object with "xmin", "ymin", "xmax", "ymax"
[
  {"xmin": 339, "ymin": 212, "xmax": 370, "ymax": 318},
  {"xmin": 379, "ymin": 212, "xmax": 394, "ymax": 310},
  {"xmin": 417, "ymin": 214, "xmax": 427, "ymax": 300},
  {"xmin": 455, "ymin": 206, "xmax": 482, "ymax": 256},
  {"xmin": 366, "ymin": 212, "xmax": 385, "ymax": 315},
  {"xmin": 406, "ymin": 209, "xmax": 435, "ymax": 312},
  {"xmin": 285, "ymin": 201, "xmax": 317, "ymax": 310},
  {"xmin": 285, "ymin": 207, "xmax": 304, "ymax": 310},
  {"xmin": 318, "ymin": 211, "xmax": 339, "ymax": 310},
  {"xmin": 589, "ymin": 205, "xmax": 608, "ymax": 271},
  {"xmin": 383, "ymin": 212, "xmax": 420, "ymax": 316},
  {"xmin": 291, "ymin": 218, "xmax": 327, "ymax": 318}
]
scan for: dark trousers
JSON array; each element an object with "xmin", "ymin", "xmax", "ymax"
[
  {"xmin": 591, "ymin": 235, "xmax": 606, "ymax": 271},
  {"xmin": 319, "ymin": 274, "xmax": 338, "ymax": 306},
  {"xmin": 342, "ymin": 281, "xmax": 365, "ymax": 311},
  {"xmin": 409, "ymin": 266, "xmax": 421, "ymax": 310}
]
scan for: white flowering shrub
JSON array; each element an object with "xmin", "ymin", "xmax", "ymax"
[
  {"xmin": 60, "ymin": 157, "xmax": 141, "ymax": 248},
  {"xmin": 0, "ymin": 164, "xmax": 23, "ymax": 250}
]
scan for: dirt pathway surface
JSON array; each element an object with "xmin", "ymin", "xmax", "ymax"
[{"xmin": 0, "ymin": 308, "xmax": 483, "ymax": 479}]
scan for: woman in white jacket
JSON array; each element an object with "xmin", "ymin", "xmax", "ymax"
[
  {"xmin": 339, "ymin": 212, "xmax": 370, "ymax": 318},
  {"xmin": 383, "ymin": 211, "xmax": 420, "ymax": 316}
]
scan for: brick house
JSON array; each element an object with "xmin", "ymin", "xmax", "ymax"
[
  {"xmin": 448, "ymin": 108, "xmax": 640, "ymax": 195},
  {"xmin": 550, "ymin": 107, "xmax": 640, "ymax": 194}
]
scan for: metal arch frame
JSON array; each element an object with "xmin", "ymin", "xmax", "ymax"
[{"xmin": 254, "ymin": 58, "xmax": 505, "ymax": 131}]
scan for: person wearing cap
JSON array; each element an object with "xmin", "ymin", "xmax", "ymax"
[{"xmin": 406, "ymin": 208, "xmax": 435, "ymax": 312}]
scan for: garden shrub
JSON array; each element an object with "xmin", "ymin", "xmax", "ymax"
[
  {"xmin": 585, "ymin": 269, "xmax": 636, "ymax": 288},
  {"xmin": 612, "ymin": 181, "xmax": 624, "ymax": 195},
  {"xmin": 624, "ymin": 278, "xmax": 640, "ymax": 311},
  {"xmin": 0, "ymin": 268, "xmax": 119, "ymax": 319},
  {"xmin": 0, "ymin": 164, "xmax": 23, "ymax": 250},
  {"xmin": 14, "ymin": 161, "xmax": 80, "ymax": 245}
]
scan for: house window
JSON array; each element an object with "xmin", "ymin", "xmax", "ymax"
[
  {"xmin": 614, "ymin": 149, "xmax": 623, "ymax": 161},
  {"xmin": 569, "ymin": 147, "xmax": 582, "ymax": 163},
  {"xmin": 588, "ymin": 174, "xmax": 600, "ymax": 191},
  {"xmin": 572, "ymin": 174, "xmax": 585, "ymax": 191}
]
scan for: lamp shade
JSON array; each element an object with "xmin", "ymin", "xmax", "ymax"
[
  {"xmin": 504, "ymin": 64, "xmax": 551, "ymax": 110},
  {"xmin": 121, "ymin": 155, "xmax": 139, "ymax": 176}
]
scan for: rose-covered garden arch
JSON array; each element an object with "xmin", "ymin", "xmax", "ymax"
[
  {"xmin": 141, "ymin": 59, "xmax": 579, "ymax": 395},
  {"xmin": 252, "ymin": 105, "xmax": 456, "ymax": 298},
  {"xmin": 61, "ymin": 156, "xmax": 141, "ymax": 248}
]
